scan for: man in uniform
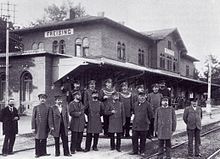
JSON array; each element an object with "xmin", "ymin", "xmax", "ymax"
[
  {"xmin": 119, "ymin": 82, "xmax": 132, "ymax": 137},
  {"xmin": 84, "ymin": 80, "xmax": 97, "ymax": 108},
  {"xmin": 1, "ymin": 98, "xmax": 19, "ymax": 156},
  {"xmin": 31, "ymin": 94, "xmax": 50, "ymax": 158},
  {"xmin": 48, "ymin": 95, "xmax": 71, "ymax": 157},
  {"xmin": 69, "ymin": 91, "xmax": 86, "ymax": 154},
  {"xmin": 99, "ymin": 78, "xmax": 115, "ymax": 136}
]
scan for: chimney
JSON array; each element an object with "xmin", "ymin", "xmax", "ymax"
[
  {"xmin": 69, "ymin": 8, "xmax": 76, "ymax": 19},
  {"xmin": 97, "ymin": 12, "xmax": 105, "ymax": 17}
]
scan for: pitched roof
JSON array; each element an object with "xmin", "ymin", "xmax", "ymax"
[{"xmin": 141, "ymin": 28, "xmax": 177, "ymax": 40}]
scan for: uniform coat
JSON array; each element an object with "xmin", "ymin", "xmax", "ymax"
[
  {"xmin": 69, "ymin": 101, "xmax": 86, "ymax": 132},
  {"xmin": 48, "ymin": 105, "xmax": 69, "ymax": 137},
  {"xmin": 31, "ymin": 103, "xmax": 50, "ymax": 139},
  {"xmin": 119, "ymin": 91, "xmax": 132, "ymax": 117},
  {"xmin": 154, "ymin": 106, "xmax": 177, "ymax": 139},
  {"xmin": 148, "ymin": 92, "xmax": 163, "ymax": 116},
  {"xmin": 132, "ymin": 100, "xmax": 153, "ymax": 131},
  {"xmin": 86, "ymin": 100, "xmax": 104, "ymax": 133},
  {"xmin": 183, "ymin": 106, "xmax": 202, "ymax": 130},
  {"xmin": 1, "ymin": 106, "xmax": 19, "ymax": 135},
  {"xmin": 105, "ymin": 100, "xmax": 125, "ymax": 133},
  {"xmin": 84, "ymin": 89, "xmax": 96, "ymax": 107}
]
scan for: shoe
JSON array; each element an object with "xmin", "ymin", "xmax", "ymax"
[
  {"xmin": 35, "ymin": 155, "xmax": 40, "ymax": 158},
  {"xmin": 8, "ymin": 152, "xmax": 14, "ymax": 155},
  {"xmin": 44, "ymin": 153, "xmax": 51, "ymax": 156},
  {"xmin": 76, "ymin": 148, "xmax": 84, "ymax": 152},
  {"xmin": 93, "ymin": 147, "xmax": 98, "ymax": 151},
  {"xmin": 71, "ymin": 151, "xmax": 75, "ymax": 154},
  {"xmin": 110, "ymin": 148, "xmax": 115, "ymax": 150},
  {"xmin": 55, "ymin": 154, "xmax": 60, "ymax": 157},
  {"xmin": 2, "ymin": 153, "xmax": 7, "ymax": 156},
  {"xmin": 125, "ymin": 134, "xmax": 130, "ymax": 138},
  {"xmin": 140, "ymin": 152, "xmax": 146, "ymax": 156},
  {"xmin": 128, "ymin": 152, "xmax": 138, "ymax": 155},
  {"xmin": 116, "ymin": 148, "xmax": 121, "ymax": 152},
  {"xmin": 64, "ymin": 154, "xmax": 72, "ymax": 157},
  {"xmin": 84, "ymin": 149, "xmax": 90, "ymax": 152}
]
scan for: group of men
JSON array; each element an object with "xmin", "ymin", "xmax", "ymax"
[{"xmin": 0, "ymin": 78, "xmax": 202, "ymax": 159}]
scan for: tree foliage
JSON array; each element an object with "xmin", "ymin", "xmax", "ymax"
[
  {"xmin": 203, "ymin": 55, "xmax": 220, "ymax": 84},
  {"xmin": 30, "ymin": 1, "xmax": 86, "ymax": 26}
]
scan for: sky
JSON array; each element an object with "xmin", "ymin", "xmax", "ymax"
[{"xmin": 1, "ymin": 0, "xmax": 220, "ymax": 74}]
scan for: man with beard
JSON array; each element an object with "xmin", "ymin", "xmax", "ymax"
[
  {"xmin": 31, "ymin": 94, "xmax": 50, "ymax": 158},
  {"xmin": 69, "ymin": 91, "xmax": 86, "ymax": 154},
  {"xmin": 119, "ymin": 82, "xmax": 132, "ymax": 137},
  {"xmin": 84, "ymin": 90, "xmax": 104, "ymax": 152},
  {"xmin": 99, "ymin": 78, "xmax": 115, "ymax": 136},
  {"xmin": 1, "ymin": 98, "xmax": 19, "ymax": 156}
]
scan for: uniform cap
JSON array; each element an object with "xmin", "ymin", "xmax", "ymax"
[
  {"xmin": 88, "ymin": 80, "xmax": 96, "ymax": 85},
  {"xmin": 152, "ymin": 83, "xmax": 159, "ymax": 88},
  {"xmin": 136, "ymin": 84, "xmax": 144, "ymax": 89},
  {"xmin": 73, "ymin": 80, "xmax": 80, "ymax": 84},
  {"xmin": 54, "ymin": 95, "xmax": 62, "ymax": 100},
  {"xmin": 38, "ymin": 94, "xmax": 47, "ymax": 99},
  {"xmin": 72, "ymin": 91, "xmax": 81, "ymax": 97},
  {"xmin": 120, "ymin": 82, "xmax": 128, "ymax": 87},
  {"xmin": 104, "ymin": 78, "xmax": 112, "ymax": 83}
]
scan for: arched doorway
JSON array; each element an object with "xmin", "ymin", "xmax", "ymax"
[{"xmin": 20, "ymin": 71, "xmax": 33, "ymax": 114}]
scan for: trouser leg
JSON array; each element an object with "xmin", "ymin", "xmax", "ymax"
[
  {"xmin": 116, "ymin": 133, "xmax": 122, "ymax": 150},
  {"xmin": 124, "ymin": 117, "xmax": 131, "ymax": 137},
  {"xmin": 54, "ymin": 137, "xmax": 60, "ymax": 155},
  {"xmin": 109, "ymin": 133, "xmax": 115, "ymax": 149},
  {"xmin": 85, "ymin": 133, "xmax": 92, "ymax": 150},
  {"xmin": 35, "ymin": 139, "xmax": 40, "ymax": 156},
  {"xmin": 139, "ymin": 131, "xmax": 147, "ymax": 154},
  {"xmin": 8, "ymin": 134, "xmax": 16, "ymax": 153},
  {"xmin": 187, "ymin": 129, "xmax": 194, "ymax": 156},
  {"xmin": 76, "ymin": 132, "xmax": 83, "ymax": 150},
  {"xmin": 158, "ymin": 139, "xmax": 164, "ymax": 159},
  {"xmin": 195, "ymin": 128, "xmax": 201, "ymax": 156},
  {"xmin": 60, "ymin": 127, "xmax": 69, "ymax": 155},
  {"xmin": 92, "ymin": 133, "xmax": 99, "ymax": 149},
  {"xmin": 132, "ymin": 130, "xmax": 139, "ymax": 154},
  {"xmin": 165, "ymin": 139, "xmax": 171, "ymax": 158},
  {"xmin": 71, "ymin": 131, "xmax": 77, "ymax": 152},
  {"xmin": 41, "ymin": 139, "xmax": 47, "ymax": 155},
  {"xmin": 149, "ymin": 118, "xmax": 154, "ymax": 137},
  {"xmin": 103, "ymin": 115, "xmax": 109, "ymax": 135},
  {"xmin": 2, "ymin": 135, "xmax": 9, "ymax": 154}
]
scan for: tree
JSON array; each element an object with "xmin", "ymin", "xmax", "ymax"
[
  {"xmin": 203, "ymin": 55, "xmax": 220, "ymax": 84},
  {"xmin": 31, "ymin": 1, "xmax": 86, "ymax": 26}
]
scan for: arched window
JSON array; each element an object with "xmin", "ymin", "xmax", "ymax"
[
  {"xmin": 20, "ymin": 72, "xmax": 32, "ymax": 105},
  {"xmin": 59, "ymin": 40, "xmax": 65, "ymax": 54},
  {"xmin": 82, "ymin": 38, "xmax": 89, "ymax": 57},
  {"xmin": 121, "ymin": 43, "xmax": 126, "ymax": 60},
  {"xmin": 117, "ymin": 42, "xmax": 121, "ymax": 59},
  {"xmin": 75, "ymin": 38, "xmax": 82, "ymax": 57},
  {"xmin": 52, "ymin": 41, "xmax": 58, "ymax": 53},
  {"xmin": 38, "ymin": 42, "xmax": 44, "ymax": 50},
  {"xmin": 32, "ymin": 42, "xmax": 38, "ymax": 50},
  {"xmin": 0, "ymin": 73, "xmax": 5, "ymax": 101}
]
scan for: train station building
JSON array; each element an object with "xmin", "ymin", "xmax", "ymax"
[{"xmin": 0, "ymin": 15, "xmax": 219, "ymax": 114}]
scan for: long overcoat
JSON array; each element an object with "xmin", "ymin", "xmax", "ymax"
[
  {"xmin": 119, "ymin": 91, "xmax": 132, "ymax": 117},
  {"xmin": 154, "ymin": 106, "xmax": 177, "ymax": 139},
  {"xmin": 31, "ymin": 103, "xmax": 50, "ymax": 139},
  {"xmin": 48, "ymin": 105, "xmax": 69, "ymax": 137},
  {"xmin": 1, "ymin": 106, "xmax": 19, "ymax": 135},
  {"xmin": 69, "ymin": 101, "xmax": 86, "ymax": 132},
  {"xmin": 132, "ymin": 100, "xmax": 153, "ymax": 131},
  {"xmin": 86, "ymin": 100, "xmax": 104, "ymax": 133},
  {"xmin": 105, "ymin": 100, "xmax": 125, "ymax": 133}
]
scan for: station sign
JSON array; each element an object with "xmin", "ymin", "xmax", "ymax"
[
  {"xmin": 44, "ymin": 28, "xmax": 74, "ymax": 38},
  {"xmin": 164, "ymin": 48, "xmax": 175, "ymax": 56}
]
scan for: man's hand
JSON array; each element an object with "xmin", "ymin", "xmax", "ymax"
[
  {"xmin": 32, "ymin": 129, "xmax": 36, "ymax": 134},
  {"xmin": 13, "ymin": 117, "xmax": 19, "ymax": 120},
  {"xmin": 50, "ymin": 127, "xmax": 55, "ymax": 131},
  {"xmin": 111, "ymin": 110, "xmax": 116, "ymax": 114}
]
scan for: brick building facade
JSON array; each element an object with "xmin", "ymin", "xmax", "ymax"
[{"xmin": 0, "ymin": 16, "xmax": 218, "ymax": 113}]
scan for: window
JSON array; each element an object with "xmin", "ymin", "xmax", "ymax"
[
  {"xmin": 167, "ymin": 59, "xmax": 172, "ymax": 71},
  {"xmin": 160, "ymin": 54, "xmax": 165, "ymax": 69},
  {"xmin": 0, "ymin": 73, "xmax": 5, "ymax": 101},
  {"xmin": 82, "ymin": 38, "xmax": 89, "ymax": 57},
  {"xmin": 20, "ymin": 72, "xmax": 32, "ymax": 111},
  {"xmin": 38, "ymin": 42, "xmax": 44, "ymax": 50},
  {"xmin": 32, "ymin": 42, "xmax": 38, "ymax": 50},
  {"xmin": 52, "ymin": 41, "xmax": 58, "ymax": 53},
  {"xmin": 117, "ymin": 42, "xmax": 121, "ymax": 59},
  {"xmin": 186, "ymin": 65, "xmax": 189, "ymax": 76},
  {"xmin": 138, "ymin": 49, "xmax": 144, "ymax": 66},
  {"xmin": 121, "ymin": 43, "xmax": 126, "ymax": 60},
  {"xmin": 168, "ymin": 40, "xmax": 172, "ymax": 50},
  {"xmin": 59, "ymin": 40, "xmax": 65, "ymax": 54},
  {"xmin": 173, "ymin": 61, "xmax": 176, "ymax": 72},
  {"xmin": 75, "ymin": 38, "xmax": 82, "ymax": 57}
]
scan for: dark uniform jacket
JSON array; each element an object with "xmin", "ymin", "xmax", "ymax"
[
  {"xmin": 86, "ymin": 100, "xmax": 104, "ymax": 133},
  {"xmin": 148, "ymin": 92, "xmax": 163, "ymax": 117},
  {"xmin": 1, "ymin": 106, "xmax": 19, "ymax": 135},
  {"xmin": 105, "ymin": 100, "xmax": 125, "ymax": 133},
  {"xmin": 31, "ymin": 103, "xmax": 50, "ymax": 139},
  {"xmin": 154, "ymin": 106, "xmax": 176, "ymax": 139},
  {"xmin": 84, "ymin": 89, "xmax": 96, "ymax": 107},
  {"xmin": 183, "ymin": 106, "xmax": 202, "ymax": 130},
  {"xmin": 119, "ymin": 91, "xmax": 132, "ymax": 117},
  {"xmin": 132, "ymin": 100, "xmax": 153, "ymax": 131},
  {"xmin": 69, "ymin": 100, "xmax": 86, "ymax": 132},
  {"xmin": 48, "ymin": 104, "xmax": 69, "ymax": 137}
]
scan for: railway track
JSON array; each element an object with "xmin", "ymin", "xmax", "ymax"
[{"xmin": 142, "ymin": 124, "xmax": 220, "ymax": 159}]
